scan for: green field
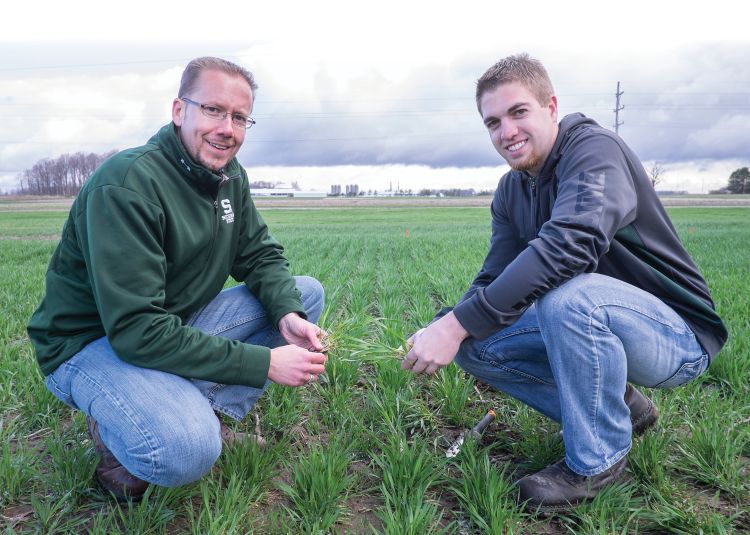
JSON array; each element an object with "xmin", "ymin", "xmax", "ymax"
[{"xmin": 1, "ymin": 206, "xmax": 748, "ymax": 533}]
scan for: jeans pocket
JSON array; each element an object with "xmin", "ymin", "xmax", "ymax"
[{"xmin": 653, "ymin": 353, "xmax": 708, "ymax": 389}]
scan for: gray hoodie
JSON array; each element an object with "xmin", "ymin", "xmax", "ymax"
[{"xmin": 451, "ymin": 113, "xmax": 727, "ymax": 359}]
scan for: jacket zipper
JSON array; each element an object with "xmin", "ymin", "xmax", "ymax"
[
  {"xmin": 205, "ymin": 175, "xmax": 229, "ymax": 265},
  {"xmin": 529, "ymin": 176, "xmax": 538, "ymax": 237}
]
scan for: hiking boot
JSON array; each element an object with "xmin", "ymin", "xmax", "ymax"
[
  {"xmin": 625, "ymin": 384, "xmax": 659, "ymax": 436},
  {"xmin": 215, "ymin": 413, "xmax": 266, "ymax": 448},
  {"xmin": 219, "ymin": 422, "xmax": 266, "ymax": 447},
  {"xmin": 560, "ymin": 384, "xmax": 659, "ymax": 438},
  {"xmin": 86, "ymin": 416, "xmax": 149, "ymax": 502},
  {"xmin": 518, "ymin": 456, "xmax": 628, "ymax": 512}
]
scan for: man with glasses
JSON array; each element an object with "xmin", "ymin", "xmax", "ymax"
[
  {"xmin": 401, "ymin": 53, "xmax": 727, "ymax": 511},
  {"xmin": 28, "ymin": 57, "xmax": 327, "ymax": 501}
]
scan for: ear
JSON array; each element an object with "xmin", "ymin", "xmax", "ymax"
[
  {"xmin": 548, "ymin": 95, "xmax": 558, "ymax": 121},
  {"xmin": 172, "ymin": 98, "xmax": 185, "ymax": 127}
]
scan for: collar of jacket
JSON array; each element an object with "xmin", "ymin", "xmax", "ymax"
[
  {"xmin": 530, "ymin": 112, "xmax": 598, "ymax": 181},
  {"xmin": 149, "ymin": 123, "xmax": 243, "ymax": 194}
]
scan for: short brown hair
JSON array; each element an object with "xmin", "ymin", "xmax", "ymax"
[
  {"xmin": 178, "ymin": 57, "xmax": 258, "ymax": 98},
  {"xmin": 475, "ymin": 53, "xmax": 554, "ymax": 112}
]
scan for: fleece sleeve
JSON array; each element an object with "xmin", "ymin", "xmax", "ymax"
[{"xmin": 78, "ymin": 184, "xmax": 271, "ymax": 388}]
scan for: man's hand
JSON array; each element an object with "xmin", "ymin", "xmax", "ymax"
[
  {"xmin": 278, "ymin": 312, "xmax": 327, "ymax": 351},
  {"xmin": 268, "ymin": 344, "xmax": 327, "ymax": 386},
  {"xmin": 405, "ymin": 327, "xmax": 426, "ymax": 349},
  {"xmin": 401, "ymin": 312, "xmax": 469, "ymax": 375}
]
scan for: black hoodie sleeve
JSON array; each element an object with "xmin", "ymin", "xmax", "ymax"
[{"xmin": 453, "ymin": 132, "xmax": 637, "ymax": 339}]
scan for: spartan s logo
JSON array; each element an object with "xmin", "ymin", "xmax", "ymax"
[{"xmin": 220, "ymin": 199, "xmax": 235, "ymax": 224}]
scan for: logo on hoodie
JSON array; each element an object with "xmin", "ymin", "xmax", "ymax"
[{"xmin": 220, "ymin": 199, "xmax": 235, "ymax": 224}]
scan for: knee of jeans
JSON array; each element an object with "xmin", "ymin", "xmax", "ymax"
[
  {"xmin": 454, "ymin": 341, "xmax": 485, "ymax": 373},
  {"xmin": 537, "ymin": 274, "xmax": 597, "ymax": 325},
  {"xmin": 297, "ymin": 275, "xmax": 324, "ymax": 323},
  {"xmin": 152, "ymin": 420, "xmax": 222, "ymax": 487}
]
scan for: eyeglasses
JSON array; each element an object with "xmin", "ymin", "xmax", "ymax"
[{"xmin": 180, "ymin": 97, "xmax": 256, "ymax": 130}]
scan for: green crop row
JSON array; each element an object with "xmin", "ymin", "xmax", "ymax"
[{"xmin": 0, "ymin": 206, "xmax": 748, "ymax": 533}]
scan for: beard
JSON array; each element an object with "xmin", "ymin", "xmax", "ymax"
[
  {"xmin": 196, "ymin": 154, "xmax": 226, "ymax": 172},
  {"xmin": 507, "ymin": 150, "xmax": 544, "ymax": 175}
]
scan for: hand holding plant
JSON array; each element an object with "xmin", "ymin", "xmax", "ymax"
[
  {"xmin": 268, "ymin": 345, "xmax": 327, "ymax": 387},
  {"xmin": 401, "ymin": 311, "xmax": 469, "ymax": 375},
  {"xmin": 278, "ymin": 312, "xmax": 328, "ymax": 352}
]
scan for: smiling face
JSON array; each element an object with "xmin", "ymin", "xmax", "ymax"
[
  {"xmin": 172, "ymin": 69, "xmax": 253, "ymax": 172},
  {"xmin": 479, "ymin": 81, "xmax": 559, "ymax": 176}
]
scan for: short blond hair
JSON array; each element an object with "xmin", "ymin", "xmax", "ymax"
[
  {"xmin": 178, "ymin": 57, "xmax": 257, "ymax": 98},
  {"xmin": 475, "ymin": 53, "xmax": 554, "ymax": 112}
]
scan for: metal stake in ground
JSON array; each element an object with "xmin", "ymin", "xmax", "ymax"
[{"xmin": 446, "ymin": 409, "xmax": 496, "ymax": 458}]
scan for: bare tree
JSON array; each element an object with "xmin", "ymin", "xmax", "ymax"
[
  {"xmin": 16, "ymin": 150, "xmax": 115, "ymax": 196},
  {"xmin": 647, "ymin": 162, "xmax": 666, "ymax": 188}
]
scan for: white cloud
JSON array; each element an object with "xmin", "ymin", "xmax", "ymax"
[
  {"xmin": 1, "ymin": 1, "xmax": 748, "ymax": 194},
  {"xmin": 656, "ymin": 159, "xmax": 747, "ymax": 193}
]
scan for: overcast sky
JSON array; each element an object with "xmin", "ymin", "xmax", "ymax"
[{"xmin": 1, "ymin": 1, "xmax": 749, "ymax": 193}]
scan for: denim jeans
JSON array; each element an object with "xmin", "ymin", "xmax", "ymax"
[
  {"xmin": 454, "ymin": 273, "xmax": 708, "ymax": 476},
  {"xmin": 45, "ymin": 276, "xmax": 324, "ymax": 487}
]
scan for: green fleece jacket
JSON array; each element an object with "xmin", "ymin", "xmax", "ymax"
[{"xmin": 27, "ymin": 124, "xmax": 305, "ymax": 388}]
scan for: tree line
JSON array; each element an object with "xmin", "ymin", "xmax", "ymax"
[
  {"xmin": 11, "ymin": 153, "xmax": 750, "ymax": 197},
  {"xmin": 14, "ymin": 150, "xmax": 116, "ymax": 196}
]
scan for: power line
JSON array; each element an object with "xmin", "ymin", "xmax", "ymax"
[
  {"xmin": 3, "ymin": 104, "xmax": 750, "ymax": 121},
  {"xmin": 0, "ymin": 50, "xmax": 287, "ymax": 73},
  {"xmin": 0, "ymin": 59, "xmax": 192, "ymax": 72},
  {"xmin": 3, "ymin": 120, "xmax": 750, "ymax": 150}
]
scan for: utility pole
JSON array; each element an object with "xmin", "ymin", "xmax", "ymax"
[{"xmin": 614, "ymin": 81, "xmax": 624, "ymax": 135}]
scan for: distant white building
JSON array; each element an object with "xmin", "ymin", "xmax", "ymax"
[{"xmin": 249, "ymin": 187, "xmax": 326, "ymax": 198}]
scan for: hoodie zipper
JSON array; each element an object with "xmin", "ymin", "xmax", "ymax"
[{"xmin": 529, "ymin": 176, "xmax": 538, "ymax": 237}]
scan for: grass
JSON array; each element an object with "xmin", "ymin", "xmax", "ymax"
[
  {"xmin": 371, "ymin": 433, "xmax": 449, "ymax": 534},
  {"xmin": 449, "ymin": 440, "xmax": 523, "ymax": 533},
  {"xmin": 0, "ymin": 204, "xmax": 748, "ymax": 533},
  {"xmin": 278, "ymin": 436, "xmax": 356, "ymax": 533}
]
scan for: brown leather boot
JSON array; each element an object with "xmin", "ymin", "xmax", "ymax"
[
  {"xmin": 215, "ymin": 412, "xmax": 266, "ymax": 448},
  {"xmin": 86, "ymin": 416, "xmax": 149, "ymax": 502},
  {"xmin": 559, "ymin": 384, "xmax": 659, "ymax": 438},
  {"xmin": 518, "ymin": 456, "xmax": 628, "ymax": 512},
  {"xmin": 219, "ymin": 422, "xmax": 266, "ymax": 447},
  {"xmin": 625, "ymin": 384, "xmax": 659, "ymax": 436}
]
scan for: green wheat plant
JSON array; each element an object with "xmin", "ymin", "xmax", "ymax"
[
  {"xmin": 277, "ymin": 437, "xmax": 356, "ymax": 533},
  {"xmin": 428, "ymin": 363, "xmax": 477, "ymax": 426},
  {"xmin": 371, "ymin": 433, "xmax": 451, "ymax": 534},
  {"xmin": 449, "ymin": 439, "xmax": 524, "ymax": 534},
  {"xmin": 1, "ymin": 205, "xmax": 748, "ymax": 533}
]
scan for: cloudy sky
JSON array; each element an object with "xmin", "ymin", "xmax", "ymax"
[{"xmin": 1, "ymin": 1, "xmax": 749, "ymax": 194}]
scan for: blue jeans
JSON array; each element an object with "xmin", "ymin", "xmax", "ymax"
[
  {"xmin": 45, "ymin": 276, "xmax": 324, "ymax": 487},
  {"xmin": 454, "ymin": 273, "xmax": 708, "ymax": 476}
]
